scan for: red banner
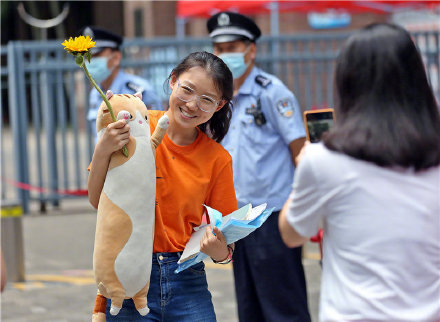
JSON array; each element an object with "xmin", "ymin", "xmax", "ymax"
[{"xmin": 177, "ymin": 1, "xmax": 439, "ymax": 18}]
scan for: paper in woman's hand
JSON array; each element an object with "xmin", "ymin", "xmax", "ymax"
[{"xmin": 175, "ymin": 203, "xmax": 274, "ymax": 273}]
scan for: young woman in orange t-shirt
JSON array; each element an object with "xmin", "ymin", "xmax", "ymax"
[{"xmin": 88, "ymin": 51, "xmax": 237, "ymax": 321}]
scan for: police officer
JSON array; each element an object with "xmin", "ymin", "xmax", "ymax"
[
  {"xmin": 78, "ymin": 26, "xmax": 163, "ymax": 142},
  {"xmin": 207, "ymin": 12, "xmax": 310, "ymax": 321}
]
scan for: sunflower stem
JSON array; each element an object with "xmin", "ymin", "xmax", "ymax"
[{"xmin": 82, "ymin": 62, "xmax": 128, "ymax": 157}]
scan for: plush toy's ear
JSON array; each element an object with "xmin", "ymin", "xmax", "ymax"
[
  {"xmin": 102, "ymin": 91, "xmax": 114, "ymax": 115},
  {"xmin": 106, "ymin": 90, "xmax": 114, "ymax": 100}
]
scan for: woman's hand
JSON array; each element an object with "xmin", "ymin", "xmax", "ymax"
[
  {"xmin": 200, "ymin": 226, "xmax": 229, "ymax": 262},
  {"xmin": 94, "ymin": 120, "xmax": 130, "ymax": 158}
]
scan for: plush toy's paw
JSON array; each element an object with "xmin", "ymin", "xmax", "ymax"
[
  {"xmin": 157, "ymin": 114, "xmax": 169, "ymax": 129},
  {"xmin": 117, "ymin": 110, "xmax": 131, "ymax": 122},
  {"xmin": 109, "ymin": 305, "xmax": 121, "ymax": 316},
  {"xmin": 137, "ymin": 306, "xmax": 150, "ymax": 316},
  {"xmin": 92, "ymin": 312, "xmax": 106, "ymax": 322}
]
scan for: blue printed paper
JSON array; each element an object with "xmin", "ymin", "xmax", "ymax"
[{"xmin": 175, "ymin": 203, "xmax": 274, "ymax": 273}]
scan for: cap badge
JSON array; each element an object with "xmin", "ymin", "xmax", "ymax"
[
  {"xmin": 218, "ymin": 13, "xmax": 230, "ymax": 26},
  {"xmin": 83, "ymin": 27, "xmax": 94, "ymax": 38}
]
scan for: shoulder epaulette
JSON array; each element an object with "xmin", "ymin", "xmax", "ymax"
[
  {"xmin": 255, "ymin": 75, "xmax": 271, "ymax": 88},
  {"xmin": 126, "ymin": 81, "xmax": 145, "ymax": 93}
]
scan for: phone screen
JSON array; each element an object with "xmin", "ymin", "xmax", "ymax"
[{"xmin": 304, "ymin": 110, "xmax": 334, "ymax": 143}]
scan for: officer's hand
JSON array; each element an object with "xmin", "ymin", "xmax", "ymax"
[
  {"xmin": 200, "ymin": 226, "xmax": 229, "ymax": 262},
  {"xmin": 134, "ymin": 91, "xmax": 143, "ymax": 100},
  {"xmin": 95, "ymin": 120, "xmax": 130, "ymax": 157}
]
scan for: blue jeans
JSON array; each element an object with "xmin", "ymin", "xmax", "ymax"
[{"xmin": 106, "ymin": 252, "xmax": 216, "ymax": 321}]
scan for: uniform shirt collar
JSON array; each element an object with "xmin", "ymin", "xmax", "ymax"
[
  {"xmin": 110, "ymin": 70, "xmax": 125, "ymax": 87},
  {"xmin": 236, "ymin": 66, "xmax": 260, "ymax": 96}
]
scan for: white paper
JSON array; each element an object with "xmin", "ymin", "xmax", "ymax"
[{"xmin": 177, "ymin": 203, "xmax": 273, "ymax": 269}]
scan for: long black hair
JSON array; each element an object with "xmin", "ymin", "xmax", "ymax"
[
  {"xmin": 166, "ymin": 51, "xmax": 233, "ymax": 143},
  {"xmin": 324, "ymin": 23, "xmax": 440, "ymax": 171}
]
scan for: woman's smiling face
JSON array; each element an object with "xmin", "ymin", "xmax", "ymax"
[{"xmin": 169, "ymin": 66, "xmax": 225, "ymax": 129}]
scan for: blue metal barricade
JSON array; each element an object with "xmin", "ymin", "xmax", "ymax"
[{"xmin": 1, "ymin": 31, "xmax": 439, "ymax": 213}]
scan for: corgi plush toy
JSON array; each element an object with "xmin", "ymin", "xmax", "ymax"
[{"xmin": 92, "ymin": 92, "xmax": 168, "ymax": 320}]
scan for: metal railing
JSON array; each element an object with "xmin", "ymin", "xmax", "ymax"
[{"xmin": 1, "ymin": 31, "xmax": 439, "ymax": 213}]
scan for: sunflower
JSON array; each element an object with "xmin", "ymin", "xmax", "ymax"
[
  {"xmin": 62, "ymin": 35, "xmax": 95, "ymax": 54},
  {"xmin": 61, "ymin": 34, "xmax": 127, "ymax": 157}
]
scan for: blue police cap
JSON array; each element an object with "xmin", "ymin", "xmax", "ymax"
[
  {"xmin": 207, "ymin": 12, "xmax": 261, "ymax": 43},
  {"xmin": 77, "ymin": 26, "xmax": 122, "ymax": 54}
]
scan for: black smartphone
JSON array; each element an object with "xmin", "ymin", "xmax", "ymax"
[{"xmin": 303, "ymin": 108, "xmax": 335, "ymax": 143}]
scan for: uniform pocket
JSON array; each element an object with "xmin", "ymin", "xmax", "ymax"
[{"xmin": 239, "ymin": 115, "xmax": 266, "ymax": 145}]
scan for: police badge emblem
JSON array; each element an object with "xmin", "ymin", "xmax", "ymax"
[
  {"xmin": 218, "ymin": 13, "xmax": 230, "ymax": 26},
  {"xmin": 276, "ymin": 98, "xmax": 294, "ymax": 117},
  {"xmin": 83, "ymin": 26, "xmax": 94, "ymax": 38}
]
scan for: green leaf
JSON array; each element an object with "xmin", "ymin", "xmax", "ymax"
[
  {"xmin": 75, "ymin": 54, "xmax": 84, "ymax": 67},
  {"xmin": 86, "ymin": 52, "xmax": 91, "ymax": 63}
]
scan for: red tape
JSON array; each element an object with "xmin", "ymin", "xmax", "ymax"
[
  {"xmin": 1, "ymin": 177, "xmax": 88, "ymax": 196},
  {"xmin": 310, "ymin": 229, "xmax": 324, "ymax": 259}
]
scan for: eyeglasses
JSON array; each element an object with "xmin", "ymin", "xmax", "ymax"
[{"xmin": 175, "ymin": 80, "xmax": 220, "ymax": 113}]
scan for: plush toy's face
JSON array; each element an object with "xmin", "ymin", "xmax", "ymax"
[{"xmin": 96, "ymin": 94, "xmax": 150, "ymax": 139}]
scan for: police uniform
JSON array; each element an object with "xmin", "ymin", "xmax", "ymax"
[
  {"xmin": 78, "ymin": 26, "xmax": 163, "ymax": 142},
  {"xmin": 208, "ymin": 12, "xmax": 310, "ymax": 322}
]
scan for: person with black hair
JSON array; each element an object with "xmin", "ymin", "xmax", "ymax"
[
  {"xmin": 78, "ymin": 26, "xmax": 163, "ymax": 143},
  {"xmin": 89, "ymin": 51, "xmax": 238, "ymax": 321},
  {"xmin": 279, "ymin": 23, "xmax": 440, "ymax": 321}
]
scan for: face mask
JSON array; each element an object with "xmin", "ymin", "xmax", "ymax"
[
  {"xmin": 86, "ymin": 56, "xmax": 112, "ymax": 84},
  {"xmin": 219, "ymin": 47, "xmax": 250, "ymax": 79}
]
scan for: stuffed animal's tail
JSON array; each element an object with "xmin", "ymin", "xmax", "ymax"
[{"xmin": 92, "ymin": 291, "xmax": 107, "ymax": 322}]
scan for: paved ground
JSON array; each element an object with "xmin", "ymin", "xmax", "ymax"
[{"xmin": 1, "ymin": 199, "xmax": 321, "ymax": 321}]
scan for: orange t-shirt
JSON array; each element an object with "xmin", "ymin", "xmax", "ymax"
[{"xmin": 149, "ymin": 110, "xmax": 238, "ymax": 252}]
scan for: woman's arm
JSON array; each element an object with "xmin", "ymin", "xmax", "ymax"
[
  {"xmin": 279, "ymin": 141, "xmax": 311, "ymax": 247},
  {"xmin": 279, "ymin": 197, "xmax": 308, "ymax": 248},
  {"xmin": 200, "ymin": 155, "xmax": 237, "ymax": 262},
  {"xmin": 88, "ymin": 119, "xmax": 130, "ymax": 208}
]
